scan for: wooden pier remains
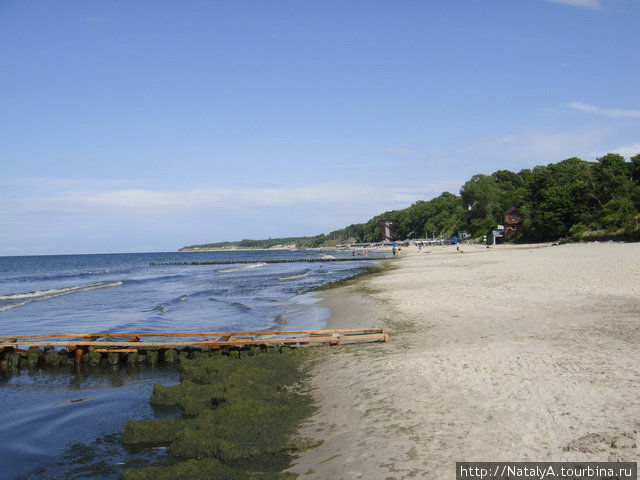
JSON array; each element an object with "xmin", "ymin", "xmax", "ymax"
[{"xmin": 0, "ymin": 329, "xmax": 389, "ymax": 369}]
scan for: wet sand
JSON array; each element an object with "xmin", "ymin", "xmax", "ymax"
[{"xmin": 289, "ymin": 242, "xmax": 640, "ymax": 479}]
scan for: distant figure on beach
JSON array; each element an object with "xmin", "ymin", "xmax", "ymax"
[{"xmin": 392, "ymin": 246, "xmax": 396, "ymax": 255}]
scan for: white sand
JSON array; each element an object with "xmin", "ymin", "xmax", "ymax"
[{"xmin": 289, "ymin": 242, "xmax": 640, "ymax": 479}]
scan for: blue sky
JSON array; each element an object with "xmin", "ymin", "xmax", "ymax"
[{"xmin": 1, "ymin": 0, "xmax": 639, "ymax": 255}]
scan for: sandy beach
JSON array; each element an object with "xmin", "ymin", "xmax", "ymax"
[{"xmin": 289, "ymin": 242, "xmax": 640, "ymax": 479}]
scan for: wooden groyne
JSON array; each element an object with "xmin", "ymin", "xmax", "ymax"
[
  {"xmin": 150, "ymin": 257, "xmax": 382, "ymax": 266},
  {"xmin": 0, "ymin": 329, "xmax": 389, "ymax": 370}
]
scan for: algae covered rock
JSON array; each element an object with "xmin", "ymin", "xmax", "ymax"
[
  {"xmin": 150, "ymin": 380, "xmax": 226, "ymax": 417},
  {"xmin": 121, "ymin": 349, "xmax": 316, "ymax": 480},
  {"xmin": 122, "ymin": 458, "xmax": 299, "ymax": 480},
  {"xmin": 168, "ymin": 395, "xmax": 314, "ymax": 463},
  {"xmin": 121, "ymin": 417, "xmax": 184, "ymax": 445}
]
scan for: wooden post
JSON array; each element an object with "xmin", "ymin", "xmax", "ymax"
[
  {"xmin": 127, "ymin": 351, "xmax": 139, "ymax": 365},
  {"xmin": 147, "ymin": 351, "xmax": 159, "ymax": 365},
  {"xmin": 88, "ymin": 350, "xmax": 102, "ymax": 366},
  {"xmin": 27, "ymin": 347, "xmax": 43, "ymax": 368},
  {"xmin": 163, "ymin": 349, "xmax": 177, "ymax": 363},
  {"xmin": 107, "ymin": 352, "xmax": 119, "ymax": 365},
  {"xmin": 74, "ymin": 348, "xmax": 84, "ymax": 364}
]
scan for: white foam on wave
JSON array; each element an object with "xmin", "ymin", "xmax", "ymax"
[
  {"xmin": 218, "ymin": 263, "xmax": 266, "ymax": 273},
  {"xmin": 0, "ymin": 281, "xmax": 122, "ymax": 312},
  {"xmin": 277, "ymin": 273, "xmax": 309, "ymax": 281}
]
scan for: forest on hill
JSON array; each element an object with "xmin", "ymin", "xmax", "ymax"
[{"xmin": 182, "ymin": 152, "xmax": 640, "ymax": 250}]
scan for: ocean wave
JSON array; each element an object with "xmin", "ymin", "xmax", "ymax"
[
  {"xmin": 277, "ymin": 273, "xmax": 309, "ymax": 281},
  {"xmin": 230, "ymin": 302, "xmax": 252, "ymax": 310},
  {"xmin": 151, "ymin": 305, "xmax": 169, "ymax": 314},
  {"xmin": 208, "ymin": 297, "xmax": 252, "ymax": 311},
  {"xmin": 218, "ymin": 263, "xmax": 266, "ymax": 273},
  {"xmin": 0, "ymin": 282, "xmax": 123, "ymax": 312}
]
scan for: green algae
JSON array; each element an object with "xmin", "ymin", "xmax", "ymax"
[
  {"xmin": 121, "ymin": 458, "xmax": 299, "ymax": 480},
  {"xmin": 121, "ymin": 348, "xmax": 317, "ymax": 479},
  {"xmin": 122, "ymin": 417, "xmax": 184, "ymax": 444},
  {"xmin": 163, "ymin": 349, "xmax": 178, "ymax": 363},
  {"xmin": 150, "ymin": 380, "xmax": 226, "ymax": 417}
]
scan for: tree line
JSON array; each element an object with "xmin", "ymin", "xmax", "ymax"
[
  {"xmin": 327, "ymin": 152, "xmax": 640, "ymax": 244},
  {"xmin": 182, "ymin": 152, "xmax": 640, "ymax": 250}
]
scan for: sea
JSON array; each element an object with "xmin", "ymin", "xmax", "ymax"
[{"xmin": 0, "ymin": 249, "xmax": 386, "ymax": 479}]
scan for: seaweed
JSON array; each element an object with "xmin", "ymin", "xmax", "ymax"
[
  {"xmin": 122, "ymin": 417, "xmax": 184, "ymax": 445},
  {"xmin": 121, "ymin": 348, "xmax": 317, "ymax": 479},
  {"xmin": 150, "ymin": 381, "xmax": 227, "ymax": 417},
  {"xmin": 121, "ymin": 458, "xmax": 299, "ymax": 480}
]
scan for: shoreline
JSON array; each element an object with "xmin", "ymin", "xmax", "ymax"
[{"xmin": 290, "ymin": 242, "xmax": 640, "ymax": 479}]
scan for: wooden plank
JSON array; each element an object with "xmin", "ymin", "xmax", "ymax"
[
  {"xmin": 0, "ymin": 329, "xmax": 389, "ymax": 349},
  {"xmin": 0, "ymin": 334, "xmax": 389, "ymax": 349},
  {"xmin": 92, "ymin": 349, "xmax": 138, "ymax": 353},
  {"xmin": 0, "ymin": 328, "xmax": 385, "ymax": 341}
]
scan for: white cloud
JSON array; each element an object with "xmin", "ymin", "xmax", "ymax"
[
  {"xmin": 4, "ymin": 180, "xmax": 467, "ymax": 254},
  {"xmin": 568, "ymin": 102, "xmax": 640, "ymax": 118},
  {"xmin": 593, "ymin": 142, "xmax": 640, "ymax": 160},
  {"xmin": 78, "ymin": 182, "xmax": 456, "ymax": 213},
  {"xmin": 449, "ymin": 127, "xmax": 613, "ymax": 170},
  {"xmin": 543, "ymin": 0, "xmax": 602, "ymax": 9}
]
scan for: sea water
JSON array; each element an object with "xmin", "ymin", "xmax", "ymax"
[{"xmin": 0, "ymin": 249, "xmax": 385, "ymax": 479}]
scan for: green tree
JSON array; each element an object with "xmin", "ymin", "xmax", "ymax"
[
  {"xmin": 460, "ymin": 174, "xmax": 501, "ymax": 236},
  {"xmin": 522, "ymin": 158, "xmax": 594, "ymax": 241},
  {"xmin": 601, "ymin": 197, "xmax": 638, "ymax": 232},
  {"xmin": 590, "ymin": 153, "xmax": 633, "ymax": 206}
]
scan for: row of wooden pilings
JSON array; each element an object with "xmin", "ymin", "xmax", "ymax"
[{"xmin": 0, "ymin": 344, "xmax": 293, "ymax": 372}]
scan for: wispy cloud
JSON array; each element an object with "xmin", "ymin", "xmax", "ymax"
[
  {"xmin": 449, "ymin": 127, "xmax": 612, "ymax": 169},
  {"xmin": 78, "ymin": 182, "xmax": 461, "ymax": 213},
  {"xmin": 568, "ymin": 102, "xmax": 640, "ymax": 118},
  {"xmin": 543, "ymin": 0, "xmax": 602, "ymax": 9},
  {"xmin": 5, "ymin": 180, "xmax": 461, "ymax": 227},
  {"xmin": 3, "ymin": 180, "xmax": 465, "ymax": 254},
  {"xmin": 593, "ymin": 142, "xmax": 640, "ymax": 159}
]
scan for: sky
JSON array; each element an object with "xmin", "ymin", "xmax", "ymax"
[{"xmin": 1, "ymin": 0, "xmax": 639, "ymax": 255}]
